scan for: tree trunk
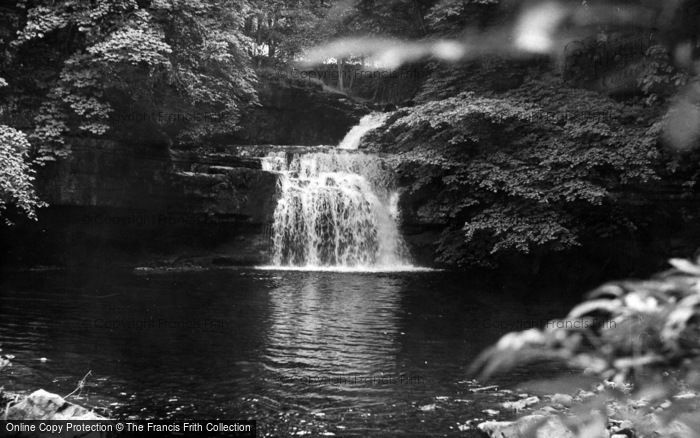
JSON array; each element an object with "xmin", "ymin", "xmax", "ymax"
[
  {"xmin": 347, "ymin": 65, "xmax": 356, "ymax": 90},
  {"xmin": 255, "ymin": 14, "xmax": 262, "ymax": 46},
  {"xmin": 338, "ymin": 58, "xmax": 344, "ymax": 91},
  {"xmin": 371, "ymin": 80, "xmax": 380, "ymax": 102},
  {"xmin": 412, "ymin": 0, "xmax": 427, "ymax": 36}
]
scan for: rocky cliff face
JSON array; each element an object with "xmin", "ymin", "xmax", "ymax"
[
  {"xmin": 2, "ymin": 139, "xmax": 280, "ymax": 267},
  {"xmin": 230, "ymin": 72, "xmax": 367, "ymax": 145},
  {"xmin": 38, "ymin": 139, "xmax": 172, "ymax": 209},
  {"xmin": 2, "ymin": 72, "xmax": 367, "ymax": 268}
]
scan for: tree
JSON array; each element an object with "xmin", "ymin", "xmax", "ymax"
[
  {"xmin": 0, "ymin": 125, "xmax": 45, "ymax": 223},
  {"xmin": 1, "ymin": 74, "xmax": 45, "ymax": 223},
  {"xmin": 347, "ymin": 0, "xmax": 434, "ymax": 37},
  {"xmin": 425, "ymin": 0, "xmax": 501, "ymax": 35},
  {"xmin": 365, "ymin": 82, "xmax": 666, "ymax": 268},
  {"xmin": 1, "ymin": 0, "xmax": 258, "ymax": 158},
  {"xmin": 245, "ymin": 0, "xmax": 333, "ymax": 61}
]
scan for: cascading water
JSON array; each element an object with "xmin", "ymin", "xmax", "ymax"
[
  {"xmin": 261, "ymin": 113, "xmax": 416, "ymax": 270},
  {"xmin": 338, "ymin": 113, "xmax": 389, "ymax": 150}
]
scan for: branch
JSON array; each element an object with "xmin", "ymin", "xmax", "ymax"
[{"xmin": 64, "ymin": 370, "xmax": 92, "ymax": 400}]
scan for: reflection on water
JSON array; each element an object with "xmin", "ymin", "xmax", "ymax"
[
  {"xmin": 0, "ymin": 269, "xmax": 577, "ymax": 435},
  {"xmin": 263, "ymin": 273, "xmax": 403, "ymax": 408}
]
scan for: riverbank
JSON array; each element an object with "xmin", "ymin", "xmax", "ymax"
[
  {"xmin": 477, "ymin": 384, "xmax": 698, "ymax": 438},
  {"xmin": 3, "ymin": 375, "xmax": 695, "ymax": 436}
]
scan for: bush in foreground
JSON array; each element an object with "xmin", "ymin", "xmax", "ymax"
[{"xmin": 472, "ymin": 257, "xmax": 700, "ymax": 437}]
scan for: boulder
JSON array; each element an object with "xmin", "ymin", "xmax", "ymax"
[
  {"xmin": 170, "ymin": 167, "xmax": 278, "ymax": 222},
  {"xmin": 550, "ymin": 393, "xmax": 574, "ymax": 407},
  {"xmin": 502, "ymin": 396, "xmax": 540, "ymax": 411},
  {"xmin": 478, "ymin": 414, "xmax": 575, "ymax": 438},
  {"xmin": 232, "ymin": 71, "xmax": 368, "ymax": 145},
  {"xmin": 3, "ymin": 137, "xmax": 280, "ymax": 267},
  {"xmin": 5, "ymin": 389, "xmax": 104, "ymax": 420}
]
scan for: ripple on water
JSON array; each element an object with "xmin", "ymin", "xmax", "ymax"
[{"xmin": 0, "ymin": 268, "xmax": 574, "ymax": 435}]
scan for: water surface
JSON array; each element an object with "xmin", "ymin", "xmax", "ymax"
[{"xmin": 0, "ymin": 268, "xmax": 577, "ymax": 436}]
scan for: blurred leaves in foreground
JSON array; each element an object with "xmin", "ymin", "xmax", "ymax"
[
  {"xmin": 472, "ymin": 257, "xmax": 700, "ymax": 437},
  {"xmin": 308, "ymin": 0, "xmax": 700, "ymax": 152}
]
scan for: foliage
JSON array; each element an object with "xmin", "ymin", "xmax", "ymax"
[
  {"xmin": 347, "ymin": 0, "xmax": 503, "ymax": 38},
  {"xmin": 273, "ymin": 0, "xmax": 503, "ymax": 46},
  {"xmin": 471, "ymin": 258, "xmax": 700, "ymax": 437},
  {"xmin": 1, "ymin": 0, "xmax": 259, "ymax": 158},
  {"xmin": 343, "ymin": 0, "xmax": 434, "ymax": 38},
  {"xmin": 0, "ymin": 125, "xmax": 46, "ymax": 223},
  {"xmin": 245, "ymin": 0, "xmax": 334, "ymax": 60},
  {"xmin": 637, "ymin": 44, "xmax": 690, "ymax": 105},
  {"xmin": 425, "ymin": 0, "xmax": 500, "ymax": 35},
  {"xmin": 369, "ymin": 81, "xmax": 665, "ymax": 267}
]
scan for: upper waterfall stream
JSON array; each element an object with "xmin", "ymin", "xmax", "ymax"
[
  {"xmin": 261, "ymin": 113, "xmax": 421, "ymax": 271},
  {"xmin": 338, "ymin": 113, "xmax": 389, "ymax": 150}
]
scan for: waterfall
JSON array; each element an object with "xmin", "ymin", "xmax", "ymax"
[
  {"xmin": 338, "ymin": 113, "xmax": 389, "ymax": 150},
  {"xmin": 261, "ymin": 114, "xmax": 417, "ymax": 270}
]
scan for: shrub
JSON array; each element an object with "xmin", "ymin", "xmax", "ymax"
[
  {"xmin": 0, "ymin": 125, "xmax": 46, "ymax": 223},
  {"xmin": 471, "ymin": 257, "xmax": 700, "ymax": 437}
]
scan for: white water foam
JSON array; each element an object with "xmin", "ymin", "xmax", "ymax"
[
  {"xmin": 338, "ymin": 113, "xmax": 389, "ymax": 150},
  {"xmin": 259, "ymin": 113, "xmax": 427, "ymax": 272},
  {"xmin": 254, "ymin": 265, "xmax": 436, "ymax": 273}
]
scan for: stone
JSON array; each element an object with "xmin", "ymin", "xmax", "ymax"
[
  {"xmin": 502, "ymin": 396, "xmax": 540, "ymax": 411},
  {"xmin": 5, "ymin": 389, "xmax": 104, "ymax": 420},
  {"xmin": 577, "ymin": 390, "xmax": 597, "ymax": 401},
  {"xmin": 550, "ymin": 393, "xmax": 574, "ymax": 407},
  {"xmin": 171, "ymin": 166, "xmax": 278, "ymax": 221},
  {"xmin": 478, "ymin": 414, "xmax": 575, "ymax": 438},
  {"xmin": 674, "ymin": 391, "xmax": 697, "ymax": 400},
  {"xmin": 609, "ymin": 419, "xmax": 635, "ymax": 437},
  {"xmin": 618, "ymin": 420, "xmax": 633, "ymax": 430},
  {"xmin": 534, "ymin": 406, "xmax": 561, "ymax": 415},
  {"xmin": 471, "ymin": 385, "xmax": 499, "ymax": 393},
  {"xmin": 2, "ymin": 136, "xmax": 282, "ymax": 267}
]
